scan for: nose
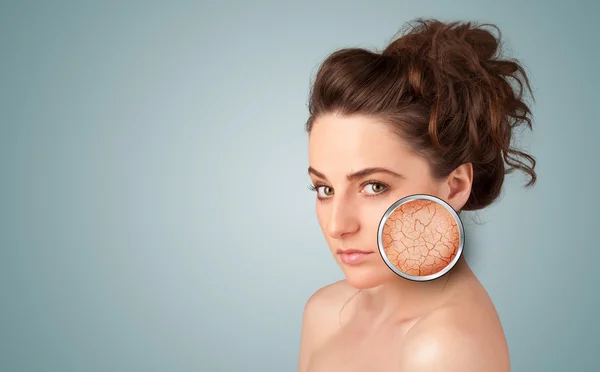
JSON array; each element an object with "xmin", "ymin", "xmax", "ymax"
[{"xmin": 326, "ymin": 197, "xmax": 360, "ymax": 240}]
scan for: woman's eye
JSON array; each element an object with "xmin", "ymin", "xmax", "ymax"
[
  {"xmin": 317, "ymin": 186, "xmax": 334, "ymax": 198},
  {"xmin": 363, "ymin": 183, "xmax": 387, "ymax": 195}
]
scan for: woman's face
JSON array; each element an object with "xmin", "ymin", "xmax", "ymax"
[{"xmin": 308, "ymin": 113, "xmax": 447, "ymax": 289}]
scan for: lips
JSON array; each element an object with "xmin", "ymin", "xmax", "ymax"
[
  {"xmin": 336, "ymin": 249, "xmax": 372, "ymax": 254},
  {"xmin": 337, "ymin": 249, "xmax": 374, "ymax": 265}
]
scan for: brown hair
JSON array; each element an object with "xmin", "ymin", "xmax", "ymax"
[{"xmin": 305, "ymin": 18, "xmax": 537, "ymax": 211}]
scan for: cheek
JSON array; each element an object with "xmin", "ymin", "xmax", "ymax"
[
  {"xmin": 399, "ymin": 183, "xmax": 440, "ymax": 198},
  {"xmin": 360, "ymin": 200, "xmax": 398, "ymax": 253},
  {"xmin": 315, "ymin": 203, "xmax": 329, "ymax": 232},
  {"xmin": 386, "ymin": 181, "xmax": 444, "ymax": 210}
]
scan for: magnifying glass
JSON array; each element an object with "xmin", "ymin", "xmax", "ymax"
[{"xmin": 377, "ymin": 194, "xmax": 465, "ymax": 282}]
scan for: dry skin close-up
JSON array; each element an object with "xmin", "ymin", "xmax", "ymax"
[{"xmin": 381, "ymin": 199, "xmax": 460, "ymax": 277}]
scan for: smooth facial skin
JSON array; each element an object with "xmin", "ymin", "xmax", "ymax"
[
  {"xmin": 308, "ymin": 113, "xmax": 470, "ymax": 290},
  {"xmin": 381, "ymin": 198, "xmax": 460, "ymax": 277}
]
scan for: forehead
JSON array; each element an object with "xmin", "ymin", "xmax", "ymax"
[{"xmin": 308, "ymin": 114, "xmax": 414, "ymax": 171}]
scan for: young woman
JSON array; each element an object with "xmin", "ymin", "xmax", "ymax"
[{"xmin": 299, "ymin": 18, "xmax": 536, "ymax": 372}]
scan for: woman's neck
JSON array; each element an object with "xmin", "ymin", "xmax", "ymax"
[{"xmin": 360, "ymin": 257, "xmax": 469, "ymax": 324}]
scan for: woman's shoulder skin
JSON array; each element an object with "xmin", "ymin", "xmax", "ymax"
[
  {"xmin": 298, "ymin": 280, "xmax": 357, "ymax": 372},
  {"xmin": 396, "ymin": 297, "xmax": 510, "ymax": 371},
  {"xmin": 298, "ymin": 278, "xmax": 510, "ymax": 372}
]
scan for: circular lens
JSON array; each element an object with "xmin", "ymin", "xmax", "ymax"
[{"xmin": 377, "ymin": 194, "xmax": 464, "ymax": 282}]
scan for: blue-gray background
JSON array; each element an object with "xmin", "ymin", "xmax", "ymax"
[{"xmin": 1, "ymin": 1, "xmax": 598, "ymax": 371}]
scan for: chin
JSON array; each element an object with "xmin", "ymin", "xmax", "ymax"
[{"xmin": 341, "ymin": 266, "xmax": 390, "ymax": 290}]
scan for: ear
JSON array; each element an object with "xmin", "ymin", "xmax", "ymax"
[{"xmin": 439, "ymin": 163, "xmax": 473, "ymax": 212}]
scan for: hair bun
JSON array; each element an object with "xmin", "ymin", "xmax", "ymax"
[
  {"xmin": 463, "ymin": 26, "xmax": 499, "ymax": 61},
  {"xmin": 382, "ymin": 18, "xmax": 502, "ymax": 67}
]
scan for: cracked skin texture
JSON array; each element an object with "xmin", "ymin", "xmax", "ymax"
[{"xmin": 382, "ymin": 199, "xmax": 459, "ymax": 277}]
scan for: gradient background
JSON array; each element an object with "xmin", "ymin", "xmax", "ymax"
[{"xmin": 1, "ymin": 1, "xmax": 598, "ymax": 371}]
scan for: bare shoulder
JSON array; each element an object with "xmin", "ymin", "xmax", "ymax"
[
  {"xmin": 298, "ymin": 280, "xmax": 359, "ymax": 372},
  {"xmin": 398, "ymin": 297, "xmax": 510, "ymax": 372},
  {"xmin": 301, "ymin": 279, "xmax": 358, "ymax": 336}
]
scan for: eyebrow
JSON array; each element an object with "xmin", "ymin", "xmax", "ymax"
[{"xmin": 307, "ymin": 166, "xmax": 405, "ymax": 182}]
